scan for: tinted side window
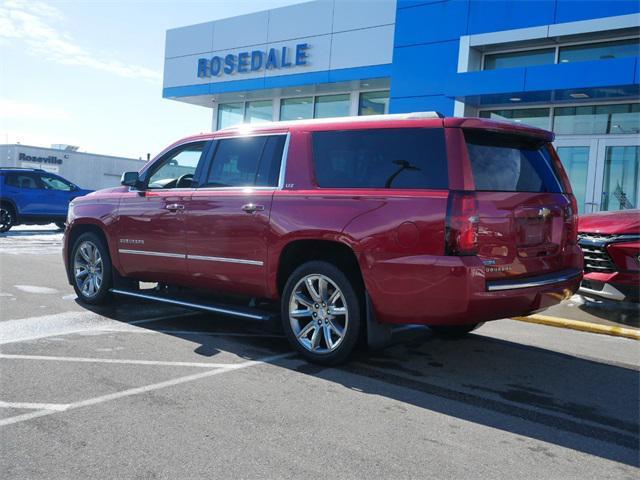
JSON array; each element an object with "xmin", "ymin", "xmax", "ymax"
[
  {"xmin": 41, "ymin": 175, "xmax": 73, "ymax": 191},
  {"xmin": 5, "ymin": 173, "xmax": 39, "ymax": 189},
  {"xmin": 203, "ymin": 135, "xmax": 285, "ymax": 187},
  {"xmin": 147, "ymin": 142, "xmax": 206, "ymax": 189},
  {"xmin": 311, "ymin": 128, "xmax": 448, "ymax": 189},
  {"xmin": 464, "ymin": 130, "xmax": 563, "ymax": 193}
]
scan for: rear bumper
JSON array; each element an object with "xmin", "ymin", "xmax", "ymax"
[
  {"xmin": 486, "ymin": 268, "xmax": 581, "ymax": 292},
  {"xmin": 366, "ymin": 245, "xmax": 583, "ymax": 326}
]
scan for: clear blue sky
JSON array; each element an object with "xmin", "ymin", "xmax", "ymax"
[{"xmin": 0, "ymin": 0, "xmax": 309, "ymax": 159}]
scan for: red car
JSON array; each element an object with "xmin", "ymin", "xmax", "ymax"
[
  {"xmin": 63, "ymin": 113, "xmax": 583, "ymax": 364},
  {"xmin": 578, "ymin": 210, "xmax": 640, "ymax": 302}
]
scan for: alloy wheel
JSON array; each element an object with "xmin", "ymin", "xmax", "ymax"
[
  {"xmin": 0, "ymin": 208, "xmax": 13, "ymax": 232},
  {"xmin": 288, "ymin": 274, "xmax": 349, "ymax": 354},
  {"xmin": 73, "ymin": 240, "xmax": 104, "ymax": 298}
]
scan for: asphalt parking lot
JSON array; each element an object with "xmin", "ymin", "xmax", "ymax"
[{"xmin": 1, "ymin": 226, "xmax": 639, "ymax": 479}]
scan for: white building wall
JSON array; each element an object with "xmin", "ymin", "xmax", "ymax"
[
  {"xmin": 163, "ymin": 0, "xmax": 396, "ymax": 91},
  {"xmin": 0, "ymin": 145, "xmax": 145, "ymax": 191}
]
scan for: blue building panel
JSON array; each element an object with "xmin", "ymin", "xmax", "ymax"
[
  {"xmin": 327, "ymin": 64, "xmax": 392, "ymax": 83},
  {"xmin": 389, "ymin": 94, "xmax": 455, "ymax": 116},
  {"xmin": 444, "ymin": 68, "xmax": 527, "ymax": 97},
  {"xmin": 394, "ymin": 0, "xmax": 469, "ymax": 47},
  {"xmin": 390, "ymin": 0, "xmax": 639, "ymax": 113},
  {"xmin": 264, "ymin": 71, "xmax": 328, "ymax": 89},
  {"xmin": 554, "ymin": 0, "xmax": 639, "ymax": 23},
  {"xmin": 391, "ymin": 40, "xmax": 460, "ymax": 98},
  {"xmin": 467, "ymin": 0, "xmax": 556, "ymax": 35},
  {"xmin": 524, "ymin": 58, "xmax": 638, "ymax": 92}
]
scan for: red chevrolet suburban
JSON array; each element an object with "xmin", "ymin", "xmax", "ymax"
[{"xmin": 63, "ymin": 113, "xmax": 583, "ymax": 364}]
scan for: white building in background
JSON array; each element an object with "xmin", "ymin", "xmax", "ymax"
[{"xmin": 0, "ymin": 144, "xmax": 145, "ymax": 190}]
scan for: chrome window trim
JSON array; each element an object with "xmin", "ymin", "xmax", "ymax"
[
  {"xmin": 192, "ymin": 186, "xmax": 276, "ymax": 192},
  {"xmin": 278, "ymin": 133, "xmax": 291, "ymax": 190},
  {"xmin": 486, "ymin": 268, "xmax": 581, "ymax": 292},
  {"xmin": 197, "ymin": 132, "xmax": 290, "ymax": 190},
  {"xmin": 212, "ymin": 132, "xmax": 288, "ymax": 140}
]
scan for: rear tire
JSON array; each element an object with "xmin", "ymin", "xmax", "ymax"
[
  {"xmin": 0, "ymin": 204, "xmax": 15, "ymax": 233},
  {"xmin": 55, "ymin": 221, "xmax": 66, "ymax": 231},
  {"xmin": 430, "ymin": 322, "xmax": 483, "ymax": 338},
  {"xmin": 71, "ymin": 232, "xmax": 113, "ymax": 305},
  {"xmin": 281, "ymin": 261, "xmax": 361, "ymax": 365}
]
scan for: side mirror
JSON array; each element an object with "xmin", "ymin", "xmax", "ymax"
[{"xmin": 121, "ymin": 171, "xmax": 142, "ymax": 189}]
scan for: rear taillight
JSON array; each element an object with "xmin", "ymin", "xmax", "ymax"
[
  {"xmin": 445, "ymin": 191, "xmax": 479, "ymax": 256},
  {"xmin": 565, "ymin": 194, "xmax": 578, "ymax": 245}
]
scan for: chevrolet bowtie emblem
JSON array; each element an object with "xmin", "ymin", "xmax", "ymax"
[{"xmin": 538, "ymin": 207, "xmax": 551, "ymax": 219}]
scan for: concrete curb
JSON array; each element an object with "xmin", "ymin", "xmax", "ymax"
[{"xmin": 512, "ymin": 314, "xmax": 640, "ymax": 341}]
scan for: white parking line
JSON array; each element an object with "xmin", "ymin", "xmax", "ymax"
[
  {"xmin": 0, "ymin": 353, "xmax": 239, "ymax": 369},
  {"xmin": 0, "ymin": 352, "xmax": 294, "ymax": 427},
  {"xmin": 0, "ymin": 311, "xmax": 199, "ymax": 345},
  {"xmin": 0, "ymin": 401, "xmax": 69, "ymax": 411}
]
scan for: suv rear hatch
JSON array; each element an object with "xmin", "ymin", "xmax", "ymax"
[{"xmin": 463, "ymin": 128, "xmax": 577, "ymax": 282}]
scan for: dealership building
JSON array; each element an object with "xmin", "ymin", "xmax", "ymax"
[
  {"xmin": 163, "ymin": 0, "xmax": 639, "ymax": 213},
  {"xmin": 0, "ymin": 144, "xmax": 144, "ymax": 190}
]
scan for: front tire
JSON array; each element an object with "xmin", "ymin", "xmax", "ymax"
[
  {"xmin": 71, "ymin": 232, "xmax": 113, "ymax": 305},
  {"xmin": 0, "ymin": 204, "xmax": 15, "ymax": 233},
  {"xmin": 281, "ymin": 261, "xmax": 361, "ymax": 365},
  {"xmin": 55, "ymin": 221, "xmax": 66, "ymax": 231}
]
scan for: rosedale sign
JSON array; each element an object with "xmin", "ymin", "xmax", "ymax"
[{"xmin": 197, "ymin": 43, "xmax": 309, "ymax": 78}]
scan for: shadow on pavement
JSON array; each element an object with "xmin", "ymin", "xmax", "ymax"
[
  {"xmin": 0, "ymin": 228, "xmax": 63, "ymax": 237},
  {"xmin": 577, "ymin": 296, "xmax": 640, "ymax": 328},
  {"xmin": 82, "ymin": 298, "xmax": 640, "ymax": 467}
]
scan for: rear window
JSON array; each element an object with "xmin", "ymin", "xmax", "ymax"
[
  {"xmin": 312, "ymin": 128, "xmax": 448, "ymax": 189},
  {"xmin": 465, "ymin": 130, "xmax": 563, "ymax": 193}
]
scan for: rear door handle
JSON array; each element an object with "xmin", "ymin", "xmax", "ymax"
[
  {"xmin": 241, "ymin": 203, "xmax": 265, "ymax": 213},
  {"xmin": 166, "ymin": 203, "xmax": 184, "ymax": 211}
]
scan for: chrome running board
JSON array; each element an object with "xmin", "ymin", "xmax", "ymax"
[{"xmin": 110, "ymin": 288, "xmax": 274, "ymax": 321}]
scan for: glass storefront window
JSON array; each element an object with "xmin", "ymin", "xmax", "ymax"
[
  {"xmin": 608, "ymin": 103, "xmax": 640, "ymax": 134},
  {"xmin": 556, "ymin": 146, "xmax": 590, "ymax": 213},
  {"xmin": 244, "ymin": 100, "xmax": 272, "ymax": 124},
  {"xmin": 553, "ymin": 103, "xmax": 640, "ymax": 135},
  {"xmin": 280, "ymin": 97, "xmax": 313, "ymax": 121},
  {"xmin": 217, "ymin": 103, "xmax": 244, "ymax": 130},
  {"xmin": 601, "ymin": 146, "xmax": 639, "ymax": 211},
  {"xmin": 559, "ymin": 39, "xmax": 640, "ymax": 64},
  {"xmin": 314, "ymin": 94, "xmax": 350, "ymax": 118},
  {"xmin": 483, "ymin": 48, "xmax": 555, "ymax": 70},
  {"xmin": 479, "ymin": 108, "xmax": 550, "ymax": 129},
  {"xmin": 358, "ymin": 91, "xmax": 390, "ymax": 116}
]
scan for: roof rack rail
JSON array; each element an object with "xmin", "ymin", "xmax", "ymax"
[
  {"xmin": 0, "ymin": 167, "xmax": 45, "ymax": 171},
  {"xmin": 217, "ymin": 111, "xmax": 445, "ymax": 131}
]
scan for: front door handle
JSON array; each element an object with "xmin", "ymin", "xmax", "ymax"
[
  {"xmin": 241, "ymin": 203, "xmax": 265, "ymax": 213},
  {"xmin": 166, "ymin": 203, "xmax": 184, "ymax": 211}
]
